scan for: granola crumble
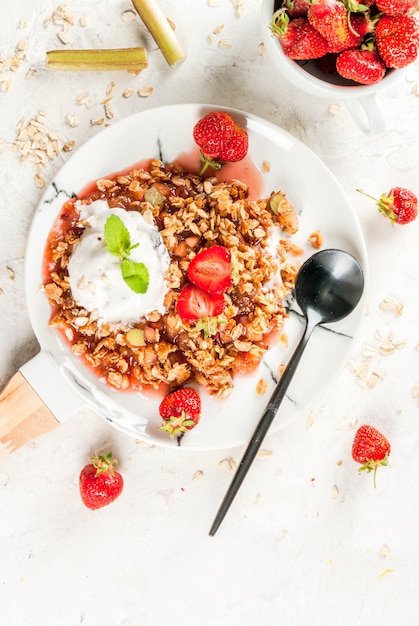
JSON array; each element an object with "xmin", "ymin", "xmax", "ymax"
[{"xmin": 43, "ymin": 160, "xmax": 297, "ymax": 399}]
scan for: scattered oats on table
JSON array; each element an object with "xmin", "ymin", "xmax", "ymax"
[
  {"xmin": 192, "ymin": 470, "xmax": 204, "ymax": 482},
  {"xmin": 219, "ymin": 457, "xmax": 236, "ymax": 471},
  {"xmin": 256, "ymin": 449, "xmax": 272, "ymax": 458},
  {"xmin": 76, "ymin": 93, "xmax": 94, "ymax": 108},
  {"xmin": 256, "ymin": 378, "xmax": 268, "ymax": 395},
  {"xmin": 138, "ymin": 86, "xmax": 153, "ymax": 98},
  {"xmin": 379, "ymin": 296, "xmax": 404, "ymax": 316},
  {"xmin": 411, "ymin": 383, "xmax": 419, "ymax": 404}
]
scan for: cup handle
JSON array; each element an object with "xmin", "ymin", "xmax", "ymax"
[{"xmin": 344, "ymin": 94, "xmax": 386, "ymax": 135}]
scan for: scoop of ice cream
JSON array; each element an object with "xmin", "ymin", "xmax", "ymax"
[{"xmin": 68, "ymin": 199, "xmax": 170, "ymax": 325}]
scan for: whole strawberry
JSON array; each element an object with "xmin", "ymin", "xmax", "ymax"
[
  {"xmin": 357, "ymin": 186, "xmax": 418, "ymax": 224},
  {"xmin": 375, "ymin": 0, "xmax": 419, "ymax": 16},
  {"xmin": 271, "ymin": 12, "xmax": 329, "ymax": 59},
  {"xmin": 336, "ymin": 47, "xmax": 386, "ymax": 84},
  {"xmin": 375, "ymin": 14, "xmax": 419, "ymax": 68},
  {"xmin": 159, "ymin": 388, "xmax": 201, "ymax": 438},
  {"xmin": 79, "ymin": 451, "xmax": 124, "ymax": 510},
  {"xmin": 352, "ymin": 425, "xmax": 391, "ymax": 487},
  {"xmin": 308, "ymin": 0, "xmax": 367, "ymax": 53},
  {"xmin": 284, "ymin": 0, "xmax": 311, "ymax": 18},
  {"xmin": 193, "ymin": 111, "xmax": 248, "ymax": 176}
]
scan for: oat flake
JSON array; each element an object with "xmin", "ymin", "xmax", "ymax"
[
  {"xmin": 192, "ymin": 470, "xmax": 203, "ymax": 482},
  {"xmin": 138, "ymin": 86, "xmax": 153, "ymax": 97},
  {"xmin": 219, "ymin": 457, "xmax": 236, "ymax": 471}
]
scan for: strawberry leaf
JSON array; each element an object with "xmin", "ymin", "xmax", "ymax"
[{"xmin": 195, "ymin": 314, "xmax": 227, "ymax": 337}]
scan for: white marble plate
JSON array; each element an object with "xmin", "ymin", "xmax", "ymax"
[{"xmin": 25, "ymin": 104, "xmax": 367, "ymax": 450}]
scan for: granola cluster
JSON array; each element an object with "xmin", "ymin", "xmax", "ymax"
[{"xmin": 43, "ymin": 160, "xmax": 298, "ymax": 398}]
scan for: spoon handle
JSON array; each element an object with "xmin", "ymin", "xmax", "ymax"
[{"xmin": 209, "ymin": 317, "xmax": 317, "ymax": 536}]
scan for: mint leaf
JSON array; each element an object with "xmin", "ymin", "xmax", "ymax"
[
  {"xmin": 104, "ymin": 214, "xmax": 132, "ymax": 258},
  {"xmin": 121, "ymin": 258, "xmax": 149, "ymax": 294}
]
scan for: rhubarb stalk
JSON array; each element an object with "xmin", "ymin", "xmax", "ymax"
[
  {"xmin": 46, "ymin": 48, "xmax": 148, "ymax": 72},
  {"xmin": 131, "ymin": 0, "xmax": 186, "ymax": 66}
]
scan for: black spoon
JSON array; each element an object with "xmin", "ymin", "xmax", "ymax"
[{"xmin": 209, "ymin": 248, "xmax": 365, "ymax": 536}]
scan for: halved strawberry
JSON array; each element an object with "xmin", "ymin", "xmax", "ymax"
[
  {"xmin": 187, "ymin": 245, "xmax": 233, "ymax": 294},
  {"xmin": 193, "ymin": 112, "xmax": 248, "ymax": 169},
  {"xmin": 159, "ymin": 388, "xmax": 201, "ymax": 437},
  {"xmin": 177, "ymin": 283, "xmax": 225, "ymax": 322}
]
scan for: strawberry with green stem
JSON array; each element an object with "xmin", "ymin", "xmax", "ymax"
[
  {"xmin": 336, "ymin": 41, "xmax": 386, "ymax": 84},
  {"xmin": 193, "ymin": 111, "xmax": 248, "ymax": 176},
  {"xmin": 159, "ymin": 388, "xmax": 201, "ymax": 438},
  {"xmin": 352, "ymin": 425, "xmax": 391, "ymax": 487},
  {"xmin": 79, "ymin": 451, "xmax": 124, "ymax": 510},
  {"xmin": 308, "ymin": 0, "xmax": 369, "ymax": 53},
  {"xmin": 270, "ymin": 10, "xmax": 329, "ymax": 59},
  {"xmin": 357, "ymin": 186, "xmax": 418, "ymax": 224}
]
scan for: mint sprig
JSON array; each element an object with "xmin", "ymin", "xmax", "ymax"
[{"xmin": 104, "ymin": 214, "xmax": 149, "ymax": 294}]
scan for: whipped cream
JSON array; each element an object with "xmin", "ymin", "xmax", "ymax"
[{"xmin": 68, "ymin": 199, "xmax": 170, "ymax": 325}]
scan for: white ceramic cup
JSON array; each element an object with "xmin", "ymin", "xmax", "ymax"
[{"xmin": 261, "ymin": 0, "xmax": 407, "ymax": 135}]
